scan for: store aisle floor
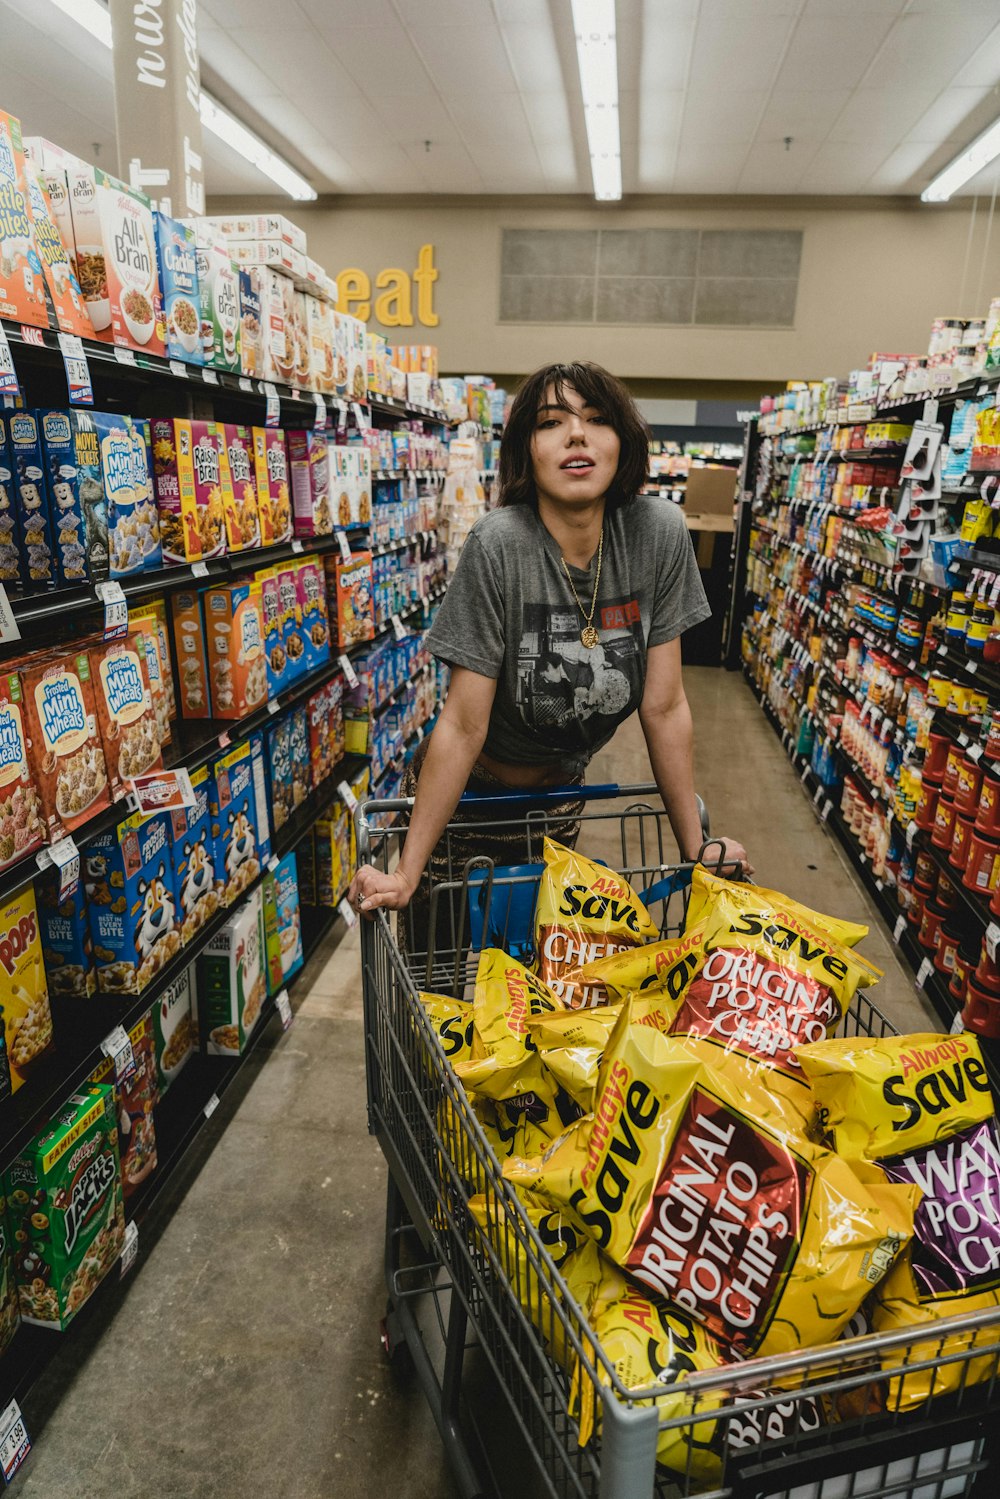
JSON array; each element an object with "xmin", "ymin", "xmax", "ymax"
[{"xmin": 17, "ymin": 669, "xmax": 935, "ymax": 1499}]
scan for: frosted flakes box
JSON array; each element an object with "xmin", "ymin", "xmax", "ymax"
[
  {"xmin": 37, "ymin": 868, "xmax": 94, "ymax": 997},
  {"xmin": 88, "ymin": 1011, "xmax": 158, "ymax": 1199},
  {"xmin": 252, "ymin": 426, "xmax": 291, "ymax": 545},
  {"xmin": 274, "ymin": 852, "xmax": 303, "ymax": 982},
  {"xmin": 204, "ymin": 578, "xmax": 267, "ymax": 719},
  {"xmin": 37, "ymin": 408, "xmax": 110, "ymax": 584},
  {"xmin": 9, "ymin": 410, "xmax": 57, "ymax": 585},
  {"xmin": 155, "ymin": 211, "xmax": 202, "ymax": 365},
  {"xmin": 5, "ymin": 1084, "xmax": 125, "ymax": 1330},
  {"xmin": 23, "ymin": 160, "xmax": 92, "ymax": 337},
  {"xmin": 239, "ymin": 267, "xmax": 263, "ymax": 378},
  {"xmin": 85, "ymin": 809, "xmax": 182, "ymax": 994},
  {"xmin": 171, "ymin": 763, "xmax": 223, "ymax": 942},
  {"xmin": 0, "ymin": 671, "xmax": 46, "ymax": 871},
  {"xmin": 197, "ymin": 886, "xmax": 266, "ymax": 1055},
  {"xmin": 22, "ymin": 649, "xmax": 111, "ymax": 836},
  {"xmin": 170, "ymin": 589, "xmax": 210, "ymax": 718},
  {"xmin": 212, "ymin": 740, "xmax": 263, "ymax": 905},
  {"xmin": 223, "ymin": 423, "xmax": 261, "ymax": 551},
  {"xmin": 0, "ymin": 111, "xmax": 51, "ymax": 331},
  {"xmin": 153, "ymin": 964, "xmax": 196, "ymax": 1092},
  {"xmin": 87, "ymin": 632, "xmax": 162, "ymax": 796},
  {"xmin": 68, "ymin": 166, "xmax": 163, "ymax": 354},
  {"xmin": 0, "ymin": 885, "xmax": 52, "ymax": 1091}
]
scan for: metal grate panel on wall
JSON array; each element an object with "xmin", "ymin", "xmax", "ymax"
[{"xmin": 499, "ymin": 227, "xmax": 802, "ymax": 327}]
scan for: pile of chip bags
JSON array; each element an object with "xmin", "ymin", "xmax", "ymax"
[{"xmin": 413, "ymin": 837, "xmax": 1000, "ymax": 1487}]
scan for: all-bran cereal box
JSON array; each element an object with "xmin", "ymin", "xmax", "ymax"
[
  {"xmin": 252, "ymin": 426, "xmax": 291, "ymax": 545},
  {"xmin": 5, "ymin": 1084, "xmax": 125, "ymax": 1330},
  {"xmin": 261, "ymin": 870, "xmax": 283, "ymax": 996},
  {"xmin": 70, "ymin": 166, "xmax": 163, "ymax": 355},
  {"xmin": 88, "ymin": 1012, "xmax": 158, "ymax": 1199},
  {"xmin": 0, "ymin": 670, "xmax": 46, "ymax": 870},
  {"xmin": 9, "ymin": 410, "xmax": 57, "ymax": 586},
  {"xmin": 0, "ymin": 885, "xmax": 53, "ymax": 1091},
  {"xmin": 23, "ymin": 161, "xmax": 92, "ymax": 337},
  {"xmin": 0, "ymin": 416, "xmax": 23, "ymax": 586},
  {"xmin": 212, "ymin": 741, "xmax": 262, "ymax": 905},
  {"xmin": 170, "ymin": 589, "xmax": 210, "ymax": 718},
  {"xmin": 38, "ymin": 409, "xmax": 109, "ymax": 584},
  {"xmin": 239, "ymin": 267, "xmax": 263, "ymax": 379},
  {"xmin": 88, "ymin": 632, "xmax": 162, "ymax": 796},
  {"xmin": 197, "ymin": 886, "xmax": 266, "ymax": 1056},
  {"xmin": 37, "ymin": 867, "xmax": 95, "ymax": 997},
  {"xmin": 0, "ymin": 1213, "xmax": 20, "ymax": 1357},
  {"xmin": 261, "ymin": 567, "xmax": 286, "ymax": 696},
  {"xmin": 223, "ymin": 424, "xmax": 261, "ymax": 551},
  {"xmin": 171, "ymin": 763, "xmax": 223, "ymax": 942},
  {"xmin": 85, "ymin": 808, "xmax": 182, "ymax": 994},
  {"xmin": 128, "ymin": 604, "xmax": 172, "ymax": 748},
  {"xmin": 153, "ymin": 964, "xmax": 196, "ymax": 1093},
  {"xmin": 155, "ymin": 211, "xmax": 202, "ymax": 365},
  {"xmin": 0, "ymin": 111, "xmax": 51, "ymax": 331},
  {"xmin": 204, "ymin": 579, "xmax": 267, "ymax": 719},
  {"xmin": 22, "ymin": 649, "xmax": 111, "ymax": 837},
  {"xmin": 275, "ymin": 852, "xmax": 303, "ymax": 982}
]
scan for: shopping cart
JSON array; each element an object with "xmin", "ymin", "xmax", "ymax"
[{"xmin": 357, "ymin": 782, "xmax": 1000, "ymax": 1499}]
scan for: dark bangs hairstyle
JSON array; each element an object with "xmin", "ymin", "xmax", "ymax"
[{"xmin": 497, "ymin": 361, "xmax": 649, "ymax": 511}]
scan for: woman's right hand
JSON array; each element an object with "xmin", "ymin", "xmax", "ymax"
[{"xmin": 348, "ymin": 864, "xmax": 415, "ymax": 916}]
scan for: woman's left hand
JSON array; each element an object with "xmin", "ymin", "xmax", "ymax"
[{"xmin": 697, "ymin": 835, "xmax": 754, "ymax": 879}]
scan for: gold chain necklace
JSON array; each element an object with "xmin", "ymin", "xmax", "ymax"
[{"xmin": 560, "ymin": 530, "xmax": 603, "ymax": 649}]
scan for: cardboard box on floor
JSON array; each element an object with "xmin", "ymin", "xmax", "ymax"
[{"xmin": 684, "ymin": 466, "xmax": 736, "ymax": 566}]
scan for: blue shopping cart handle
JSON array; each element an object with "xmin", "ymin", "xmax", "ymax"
[{"xmin": 458, "ymin": 781, "xmax": 634, "ymax": 807}]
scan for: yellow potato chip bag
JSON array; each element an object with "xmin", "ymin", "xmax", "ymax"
[
  {"xmin": 454, "ymin": 949, "xmax": 563, "ymax": 1132},
  {"xmin": 505, "ymin": 1004, "xmax": 916, "ymax": 1360},
  {"xmin": 528, "ymin": 992, "xmax": 673, "ymax": 1113},
  {"xmin": 419, "ymin": 991, "xmax": 474, "ymax": 1065},
  {"xmin": 534, "ymin": 838, "xmax": 658, "ymax": 1008},
  {"xmin": 685, "ymin": 867, "xmax": 870, "ymax": 949},
  {"xmin": 798, "ymin": 1032, "xmax": 1000, "ymax": 1406}
]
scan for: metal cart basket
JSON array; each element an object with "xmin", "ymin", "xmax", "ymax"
[{"xmin": 357, "ymin": 783, "xmax": 1000, "ymax": 1499}]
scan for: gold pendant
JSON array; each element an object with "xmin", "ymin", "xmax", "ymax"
[{"xmin": 581, "ymin": 625, "xmax": 599, "ymax": 649}]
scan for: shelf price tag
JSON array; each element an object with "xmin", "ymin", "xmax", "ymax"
[
  {"xmin": 338, "ymin": 653, "xmax": 359, "ymax": 688},
  {"xmin": 351, "ymin": 401, "xmax": 371, "ymax": 430},
  {"xmin": 191, "ymin": 560, "xmax": 209, "ymax": 579},
  {"xmin": 290, "ymin": 538, "xmax": 304, "ymax": 554},
  {"xmin": 169, "ymin": 358, "xmax": 188, "ymax": 379},
  {"xmin": 893, "ymin": 914, "xmax": 907, "ymax": 943},
  {"xmin": 0, "ymin": 582, "xmax": 19, "ymax": 644},
  {"xmin": 102, "ymin": 1024, "xmax": 136, "ymax": 1084},
  {"xmin": 821, "ymin": 799, "xmax": 833, "ymax": 822},
  {"xmin": 338, "ymin": 896, "xmax": 357, "ymax": 929},
  {"xmin": 96, "ymin": 579, "xmax": 128, "ymax": 639},
  {"xmin": 391, "ymin": 613, "xmax": 407, "ymax": 641},
  {"xmin": 129, "ymin": 768, "xmax": 196, "ymax": 815},
  {"xmin": 113, "ymin": 346, "xmax": 136, "ymax": 367},
  {"xmin": 0, "ymin": 1399, "xmax": 31, "ymax": 1486},
  {"xmin": 58, "ymin": 332, "xmax": 93, "ymax": 405},
  {"xmin": 239, "ymin": 376, "xmax": 253, "ymax": 392},
  {"xmin": 276, "ymin": 988, "xmax": 293, "ymax": 1029},
  {"xmin": 338, "ymin": 779, "xmax": 359, "ymax": 813},
  {"xmin": 337, "ymin": 529, "xmax": 352, "ymax": 562},
  {"xmin": 264, "ymin": 382, "xmax": 280, "ymax": 427},
  {"xmin": 120, "ymin": 1220, "xmax": 139, "ymax": 1279},
  {"xmin": 950, "ymin": 1010, "xmax": 966, "ymax": 1035},
  {"xmin": 986, "ymin": 922, "xmax": 1000, "ymax": 964},
  {"xmin": 916, "ymin": 957, "xmax": 933, "ymax": 990},
  {"xmin": 0, "ymin": 323, "xmax": 20, "ymax": 399},
  {"xmin": 313, "ymin": 392, "xmax": 327, "ymax": 430},
  {"xmin": 46, "ymin": 833, "xmax": 80, "ymax": 900},
  {"xmin": 202, "ymin": 367, "xmax": 219, "ymax": 385},
  {"xmin": 203, "ymin": 1092, "xmax": 220, "ymax": 1120},
  {"xmin": 906, "ymin": 819, "xmax": 918, "ymax": 849}
]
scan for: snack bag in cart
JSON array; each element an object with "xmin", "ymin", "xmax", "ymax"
[
  {"xmin": 454, "ymin": 949, "xmax": 564, "ymax": 1135},
  {"xmin": 504, "ymin": 1000, "xmax": 918, "ymax": 1361},
  {"xmin": 799, "ymin": 1031, "xmax": 1000, "ymax": 1408}
]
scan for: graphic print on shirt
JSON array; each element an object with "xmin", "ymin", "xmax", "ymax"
[{"xmin": 515, "ymin": 598, "xmax": 643, "ymax": 743}]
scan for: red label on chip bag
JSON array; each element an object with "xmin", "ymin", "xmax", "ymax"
[{"xmin": 629, "ymin": 1088, "xmax": 810, "ymax": 1354}]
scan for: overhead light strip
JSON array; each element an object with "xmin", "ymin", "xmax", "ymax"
[
  {"xmin": 571, "ymin": 0, "xmax": 622, "ymax": 202},
  {"xmin": 922, "ymin": 117, "xmax": 1000, "ymax": 203},
  {"xmin": 46, "ymin": 0, "xmax": 317, "ymax": 201}
]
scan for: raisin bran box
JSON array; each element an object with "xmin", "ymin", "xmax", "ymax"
[
  {"xmin": 87, "ymin": 631, "xmax": 162, "ymax": 796},
  {"xmin": 153, "ymin": 964, "xmax": 197, "ymax": 1093},
  {"xmin": 84, "ymin": 809, "xmax": 182, "ymax": 994},
  {"xmin": 21, "ymin": 649, "xmax": 111, "ymax": 837},
  {"xmin": 223, "ymin": 423, "xmax": 261, "ymax": 551},
  {"xmin": 170, "ymin": 763, "xmax": 224, "ymax": 942},
  {"xmin": 9, "ymin": 410, "xmax": 57, "ymax": 586},
  {"xmin": 37, "ymin": 868, "xmax": 95, "ymax": 997},
  {"xmin": 252, "ymin": 426, "xmax": 291, "ymax": 545},
  {"xmin": 88, "ymin": 1012, "xmax": 158, "ymax": 1200},
  {"xmin": 0, "ymin": 885, "xmax": 53, "ymax": 1093},
  {"xmin": 151, "ymin": 418, "xmax": 227, "ymax": 564},
  {"xmin": 197, "ymin": 886, "xmax": 266, "ymax": 1056},
  {"xmin": 5, "ymin": 1084, "xmax": 125, "ymax": 1330},
  {"xmin": 37, "ymin": 408, "xmax": 110, "ymax": 584},
  {"xmin": 0, "ymin": 670, "xmax": 46, "ymax": 872},
  {"xmin": 155, "ymin": 211, "xmax": 202, "ymax": 366}
]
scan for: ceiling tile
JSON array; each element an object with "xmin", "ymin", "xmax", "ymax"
[
  {"xmin": 737, "ymin": 138, "xmax": 819, "ymax": 192},
  {"xmin": 680, "ymin": 91, "xmax": 769, "ymax": 147},
  {"xmin": 904, "ymin": 87, "xmax": 996, "ymax": 146},
  {"xmin": 394, "ymin": 0, "xmax": 497, "ymax": 25},
  {"xmin": 756, "ymin": 89, "xmax": 854, "ymax": 142},
  {"xmin": 774, "ymin": 16, "xmax": 897, "ymax": 92},
  {"xmin": 315, "ymin": 27, "xmax": 436, "ymax": 96},
  {"xmin": 671, "ymin": 145, "xmax": 743, "ymax": 193},
  {"xmin": 496, "ymin": 23, "xmax": 565, "ymax": 93},
  {"xmin": 199, "ymin": 30, "xmax": 293, "ymax": 103},
  {"xmin": 200, "ymin": 0, "xmax": 312, "ymax": 28},
  {"xmin": 801, "ymin": 0, "xmax": 908, "ymax": 12},
  {"xmin": 870, "ymin": 9, "xmax": 1000, "ymax": 91},
  {"xmin": 825, "ymin": 87, "xmax": 935, "ymax": 144},
  {"xmin": 951, "ymin": 23, "xmax": 1000, "ymax": 87},
  {"xmin": 639, "ymin": 4, "xmax": 697, "ymax": 92},
  {"xmin": 866, "ymin": 140, "xmax": 946, "ymax": 192},
  {"xmin": 408, "ymin": 24, "xmax": 519, "ymax": 94},
  {"xmin": 400, "ymin": 139, "xmax": 484, "ymax": 192},
  {"xmin": 687, "ymin": 11, "xmax": 801, "ymax": 96},
  {"xmin": 804, "ymin": 137, "xmax": 903, "ymax": 190},
  {"xmin": 521, "ymin": 92, "xmax": 577, "ymax": 144},
  {"xmin": 298, "ymin": 0, "xmax": 399, "ymax": 25}
]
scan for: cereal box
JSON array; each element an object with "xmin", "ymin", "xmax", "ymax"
[
  {"xmin": 223, "ymin": 424, "xmax": 261, "ymax": 551},
  {"xmin": 37, "ymin": 408, "xmax": 110, "ymax": 584},
  {"xmin": 0, "ymin": 1214, "xmax": 20, "ymax": 1358},
  {"xmin": 298, "ymin": 828, "xmax": 316, "ymax": 906},
  {"xmin": 23, "ymin": 135, "xmax": 83, "ymax": 282},
  {"xmin": 68, "ymin": 166, "xmax": 164, "ymax": 354},
  {"xmin": 88, "ymin": 632, "xmax": 162, "ymax": 795},
  {"xmin": 0, "ymin": 671, "xmax": 46, "ymax": 870},
  {"xmin": 274, "ymin": 852, "xmax": 303, "ymax": 982},
  {"xmin": 170, "ymin": 589, "xmax": 210, "ymax": 718},
  {"xmin": 298, "ymin": 555, "xmax": 331, "ymax": 673},
  {"xmin": 130, "ymin": 415, "xmax": 161, "ymax": 571},
  {"xmin": 330, "ymin": 672, "xmax": 345, "ymax": 764},
  {"xmin": 0, "ymin": 111, "xmax": 51, "ymax": 330},
  {"xmin": 204, "ymin": 579, "xmax": 267, "ymax": 719},
  {"xmin": 212, "ymin": 741, "xmax": 263, "ymax": 905},
  {"xmin": 197, "ymin": 886, "xmax": 266, "ymax": 1056},
  {"xmin": 292, "ymin": 289, "xmax": 311, "ymax": 389},
  {"xmin": 248, "ymin": 730, "xmax": 273, "ymax": 866},
  {"xmin": 288, "ymin": 428, "xmax": 332, "ymax": 538},
  {"xmin": 307, "ymin": 293, "xmax": 334, "ymax": 394},
  {"xmin": 37, "ymin": 869, "xmax": 94, "ymax": 997},
  {"xmin": 260, "ymin": 567, "xmax": 285, "ymax": 696},
  {"xmin": 331, "ymin": 444, "xmax": 352, "ymax": 529},
  {"xmin": 151, "ymin": 418, "xmax": 228, "ymax": 563},
  {"xmin": 0, "ymin": 416, "xmax": 23, "ymax": 585},
  {"xmin": 335, "ymin": 552, "xmax": 375, "ymax": 649},
  {"xmin": 257, "ymin": 266, "xmax": 291, "ymax": 385},
  {"xmin": 152, "ymin": 964, "xmax": 196, "ymax": 1093},
  {"xmin": 189, "ymin": 221, "xmax": 240, "ymax": 372},
  {"xmin": 277, "ymin": 561, "xmax": 304, "ymax": 682},
  {"xmin": 239, "ymin": 267, "xmax": 263, "ymax": 378},
  {"xmin": 288, "ymin": 705, "xmax": 310, "ymax": 809},
  {"xmin": 315, "ymin": 806, "xmax": 350, "ymax": 907},
  {"xmin": 0, "ymin": 886, "xmax": 52, "ymax": 1092},
  {"xmin": 344, "ymin": 312, "xmax": 367, "ymax": 401},
  {"xmin": 9, "ymin": 411, "xmax": 57, "ymax": 585},
  {"xmin": 332, "ymin": 308, "xmax": 348, "ymax": 398},
  {"xmin": 171, "ymin": 763, "xmax": 224, "ymax": 942},
  {"xmin": 23, "ymin": 161, "xmax": 92, "ymax": 337},
  {"xmin": 147, "ymin": 597, "xmax": 176, "ymax": 729},
  {"xmin": 307, "ymin": 684, "xmax": 332, "ymax": 788},
  {"xmin": 5, "ymin": 1084, "xmax": 125, "ymax": 1330},
  {"xmin": 22, "ymin": 649, "xmax": 111, "ymax": 836},
  {"xmin": 356, "ymin": 447, "xmax": 372, "ymax": 525},
  {"xmin": 204, "ymin": 213, "xmax": 307, "ymax": 254},
  {"xmin": 266, "ymin": 714, "xmax": 293, "ymax": 831},
  {"xmin": 88, "ymin": 1013, "xmax": 158, "ymax": 1200},
  {"xmin": 215, "ymin": 427, "xmax": 244, "ymax": 552},
  {"xmin": 92, "ymin": 410, "xmax": 142, "ymax": 578},
  {"xmin": 155, "ymin": 211, "xmax": 202, "ymax": 365},
  {"xmin": 252, "ymin": 426, "xmax": 291, "ymax": 545},
  {"xmin": 85, "ymin": 808, "xmax": 182, "ymax": 993},
  {"xmin": 260, "ymin": 871, "xmax": 283, "ymax": 996},
  {"xmin": 129, "ymin": 604, "xmax": 172, "ymax": 748}
]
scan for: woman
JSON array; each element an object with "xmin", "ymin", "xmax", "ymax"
[{"xmin": 349, "ymin": 360, "xmax": 751, "ymax": 937}]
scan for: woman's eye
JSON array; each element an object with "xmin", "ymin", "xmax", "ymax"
[
  {"xmin": 589, "ymin": 415, "xmax": 608, "ymax": 425},
  {"xmin": 537, "ymin": 418, "xmax": 559, "ymax": 429}
]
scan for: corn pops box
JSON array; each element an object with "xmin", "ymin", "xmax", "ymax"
[
  {"xmin": 0, "ymin": 111, "xmax": 51, "ymax": 331},
  {"xmin": 37, "ymin": 869, "xmax": 94, "ymax": 997},
  {"xmin": 9, "ymin": 411, "xmax": 57, "ymax": 586},
  {"xmin": 153, "ymin": 964, "xmax": 196, "ymax": 1093},
  {"xmin": 223, "ymin": 424, "xmax": 261, "ymax": 551},
  {"xmin": 37, "ymin": 409, "xmax": 110, "ymax": 584},
  {"xmin": 88, "ymin": 1012, "xmax": 158, "ymax": 1199},
  {"xmin": 23, "ymin": 160, "xmax": 92, "ymax": 337},
  {"xmin": 0, "ymin": 885, "xmax": 53, "ymax": 1091},
  {"xmin": 171, "ymin": 763, "xmax": 224, "ymax": 942},
  {"xmin": 252, "ymin": 426, "xmax": 291, "ymax": 545},
  {"xmin": 5, "ymin": 1084, "xmax": 125, "ymax": 1330},
  {"xmin": 155, "ymin": 212, "xmax": 202, "ymax": 365},
  {"xmin": 197, "ymin": 887, "xmax": 266, "ymax": 1055},
  {"xmin": 85, "ymin": 809, "xmax": 182, "ymax": 994}
]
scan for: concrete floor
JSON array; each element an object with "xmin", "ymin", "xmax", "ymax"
[{"xmin": 15, "ymin": 669, "xmax": 936, "ymax": 1499}]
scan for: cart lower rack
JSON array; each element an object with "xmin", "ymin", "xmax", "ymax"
[{"xmin": 357, "ymin": 783, "xmax": 1000, "ymax": 1499}]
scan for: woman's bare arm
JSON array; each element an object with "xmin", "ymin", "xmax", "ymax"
[{"xmin": 349, "ymin": 666, "xmax": 498, "ymax": 912}]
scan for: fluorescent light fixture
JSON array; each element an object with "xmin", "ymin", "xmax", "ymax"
[
  {"xmin": 571, "ymin": 0, "xmax": 622, "ymax": 201},
  {"xmin": 45, "ymin": 0, "xmax": 317, "ymax": 201},
  {"xmin": 922, "ymin": 117, "xmax": 1000, "ymax": 203}
]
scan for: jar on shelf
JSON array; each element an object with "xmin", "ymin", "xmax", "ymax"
[
  {"xmin": 966, "ymin": 827, "xmax": 1000, "ymax": 895},
  {"xmin": 918, "ymin": 900, "xmax": 949, "ymax": 952},
  {"xmin": 923, "ymin": 729, "xmax": 950, "ymax": 784},
  {"xmin": 963, "ymin": 979, "xmax": 1000, "ymax": 1039},
  {"xmin": 934, "ymin": 917, "xmax": 962, "ymax": 976},
  {"xmin": 976, "ymin": 767, "xmax": 1000, "ymax": 835},
  {"xmin": 941, "ymin": 744, "xmax": 965, "ymax": 800},
  {"xmin": 931, "ymin": 795, "xmax": 957, "ymax": 850},
  {"xmin": 915, "ymin": 778, "xmax": 940, "ymax": 831},
  {"xmin": 946, "ymin": 592, "xmax": 971, "ymax": 642},
  {"xmin": 954, "ymin": 756, "xmax": 984, "ymax": 814},
  {"xmin": 966, "ymin": 601, "xmax": 997, "ymax": 655},
  {"xmin": 949, "ymin": 812, "xmax": 975, "ymax": 871}
]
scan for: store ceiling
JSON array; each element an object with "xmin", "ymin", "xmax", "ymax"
[{"xmin": 2, "ymin": 0, "xmax": 1000, "ymax": 199}]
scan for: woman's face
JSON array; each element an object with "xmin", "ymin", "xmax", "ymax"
[{"xmin": 530, "ymin": 383, "xmax": 621, "ymax": 509}]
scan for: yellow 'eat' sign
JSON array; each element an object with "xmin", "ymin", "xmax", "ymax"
[{"xmin": 336, "ymin": 244, "xmax": 438, "ymax": 327}]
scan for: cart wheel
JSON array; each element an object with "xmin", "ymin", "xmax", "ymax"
[{"xmin": 379, "ymin": 1307, "xmax": 412, "ymax": 1372}]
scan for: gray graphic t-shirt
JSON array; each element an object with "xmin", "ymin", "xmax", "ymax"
[{"xmin": 426, "ymin": 498, "xmax": 711, "ymax": 771}]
